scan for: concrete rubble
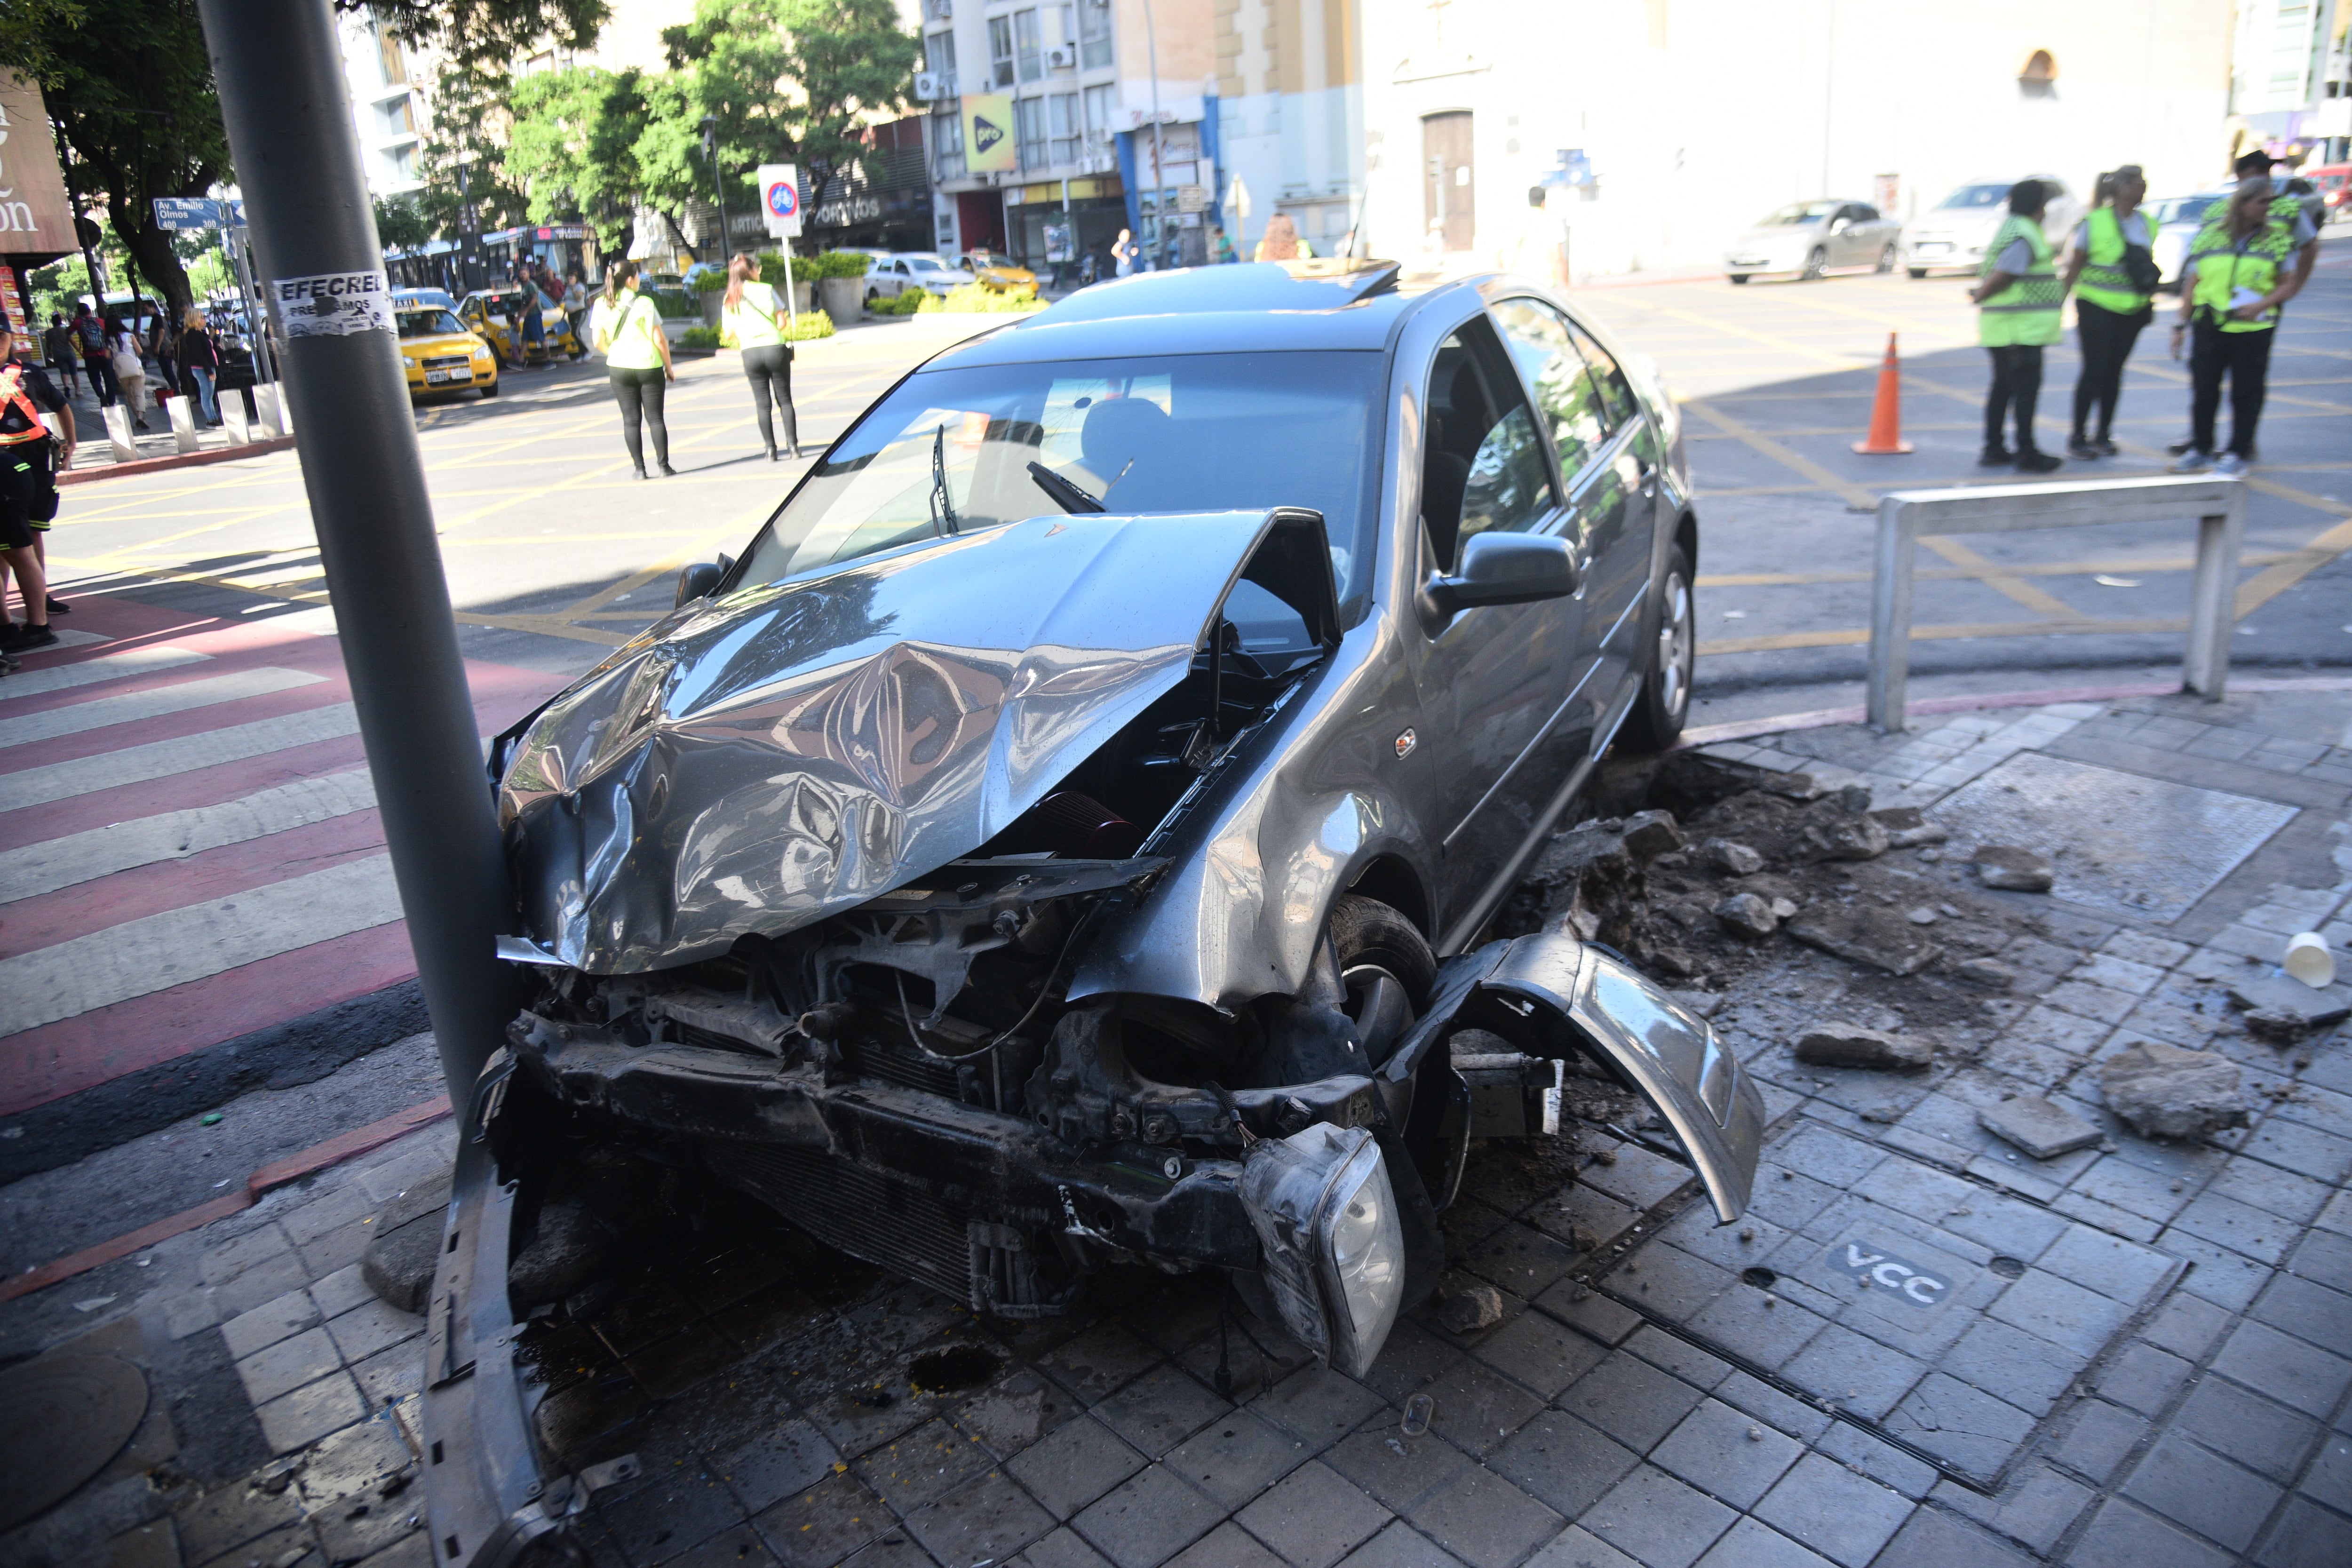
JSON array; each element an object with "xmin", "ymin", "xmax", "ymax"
[
  {"xmin": 1973, "ymin": 844, "xmax": 2056, "ymax": 891},
  {"xmin": 2097, "ymin": 1037, "xmax": 2253, "ymax": 1140},
  {"xmin": 1976, "ymin": 1094, "xmax": 2105, "ymax": 1159},
  {"xmin": 1794, "ymin": 1021, "xmax": 1935, "ymax": 1071}
]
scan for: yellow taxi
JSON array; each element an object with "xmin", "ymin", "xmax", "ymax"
[
  {"xmin": 457, "ymin": 286, "xmax": 582, "ymax": 366},
  {"xmin": 397, "ymin": 302, "xmax": 500, "ymax": 399},
  {"xmin": 957, "ymin": 249, "xmax": 1037, "ymax": 291}
]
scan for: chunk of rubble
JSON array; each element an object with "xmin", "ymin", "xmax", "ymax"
[
  {"xmin": 1978, "ymin": 1096, "xmax": 2104, "ymax": 1159},
  {"xmin": 1762, "ymin": 771, "xmax": 1828, "ymax": 801},
  {"xmin": 1973, "ymin": 846, "xmax": 2054, "ymax": 892},
  {"xmin": 1437, "ymin": 1281, "xmax": 1506, "ymax": 1334},
  {"xmin": 1715, "ymin": 892, "xmax": 1780, "ymax": 939},
  {"xmin": 1868, "ymin": 806, "xmax": 1950, "ymax": 849},
  {"xmin": 1670, "ymin": 990, "xmax": 1725, "ymax": 1019},
  {"xmin": 2226, "ymin": 974, "xmax": 2351, "ymax": 1032},
  {"xmin": 1700, "ymin": 837, "xmax": 1764, "ymax": 876},
  {"xmin": 1795, "ymin": 1022, "xmax": 1934, "ymax": 1071},
  {"xmin": 1955, "ymin": 957, "xmax": 2016, "ymax": 989},
  {"xmin": 1788, "ymin": 909, "xmax": 1943, "ymax": 976},
  {"xmin": 1801, "ymin": 812, "xmax": 1891, "ymax": 862},
  {"xmin": 1620, "ymin": 809, "xmax": 1685, "ymax": 860},
  {"xmin": 2098, "ymin": 1039, "xmax": 2251, "ymax": 1140}
]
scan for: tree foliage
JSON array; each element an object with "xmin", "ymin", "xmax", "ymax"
[
  {"xmin": 373, "ymin": 193, "xmax": 433, "ymax": 252},
  {"xmin": 659, "ymin": 0, "xmax": 915, "ymax": 191},
  {"xmin": 502, "ymin": 66, "xmax": 647, "ymax": 251}
]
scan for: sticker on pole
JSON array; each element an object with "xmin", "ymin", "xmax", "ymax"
[{"xmin": 272, "ymin": 270, "xmax": 394, "ymax": 337}]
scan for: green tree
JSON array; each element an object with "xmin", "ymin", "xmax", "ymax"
[
  {"xmin": 501, "ymin": 66, "xmax": 647, "ymax": 252},
  {"xmin": 373, "ymin": 193, "xmax": 432, "ymax": 252}
]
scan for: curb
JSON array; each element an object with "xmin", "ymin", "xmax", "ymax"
[
  {"xmin": 0, "ymin": 1095, "xmax": 452, "ymax": 1304},
  {"xmin": 60, "ymin": 434, "xmax": 296, "ymax": 487}
]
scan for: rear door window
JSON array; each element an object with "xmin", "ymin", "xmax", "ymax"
[
  {"xmin": 1488, "ymin": 298, "xmax": 1608, "ymax": 487},
  {"xmin": 1423, "ymin": 315, "xmax": 1556, "ymax": 569},
  {"xmin": 1562, "ymin": 318, "xmax": 1641, "ymax": 433}
]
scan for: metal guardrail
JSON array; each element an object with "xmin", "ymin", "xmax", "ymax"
[{"xmin": 1867, "ymin": 475, "xmax": 2247, "ymax": 732}]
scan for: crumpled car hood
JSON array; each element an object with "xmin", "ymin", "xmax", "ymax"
[{"xmin": 500, "ymin": 511, "xmax": 1281, "ymax": 972}]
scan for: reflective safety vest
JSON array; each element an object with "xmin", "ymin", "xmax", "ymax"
[
  {"xmin": 2074, "ymin": 207, "xmax": 2151, "ymax": 318},
  {"xmin": 2186, "ymin": 217, "xmax": 2298, "ymax": 332},
  {"xmin": 1978, "ymin": 216, "xmax": 2063, "ymax": 347},
  {"xmin": 0, "ymin": 365, "xmax": 49, "ymax": 446}
]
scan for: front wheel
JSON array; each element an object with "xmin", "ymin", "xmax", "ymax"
[
  {"xmin": 1906, "ymin": 267, "xmax": 1929, "ymax": 279},
  {"xmin": 1328, "ymin": 894, "xmax": 1436, "ymax": 1066},
  {"xmin": 1619, "ymin": 543, "xmax": 1694, "ymax": 753},
  {"xmin": 1876, "ymin": 244, "xmax": 1897, "ymax": 273},
  {"xmin": 1728, "ymin": 274, "xmax": 1751, "ymax": 285},
  {"xmin": 477, "ymin": 380, "xmax": 499, "ymax": 398},
  {"xmin": 1801, "ymin": 248, "xmax": 1827, "ymax": 281}
]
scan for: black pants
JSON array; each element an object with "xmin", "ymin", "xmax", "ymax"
[
  {"xmin": 2189, "ymin": 319, "xmax": 2273, "ymax": 459},
  {"xmin": 742, "ymin": 344, "xmax": 797, "ymax": 454},
  {"xmin": 86, "ymin": 357, "xmax": 118, "ymax": 406},
  {"xmin": 609, "ymin": 366, "xmax": 669, "ymax": 471},
  {"xmin": 1983, "ymin": 344, "xmax": 2045, "ymax": 454},
  {"xmin": 2070, "ymin": 300, "xmax": 2148, "ymax": 443}
]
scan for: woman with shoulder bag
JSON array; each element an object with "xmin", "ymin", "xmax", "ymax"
[
  {"xmin": 177, "ymin": 309, "xmax": 221, "ymax": 425},
  {"xmin": 2059, "ymin": 166, "xmax": 2159, "ymax": 459},
  {"xmin": 589, "ymin": 260, "xmax": 675, "ymax": 478},
  {"xmin": 107, "ymin": 317, "xmax": 151, "ymax": 431},
  {"xmin": 720, "ymin": 254, "xmax": 799, "ymax": 462}
]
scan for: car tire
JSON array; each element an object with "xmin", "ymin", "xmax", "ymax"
[
  {"xmin": 1801, "ymin": 248, "xmax": 1827, "ymax": 281},
  {"xmin": 1728, "ymin": 274, "xmax": 1751, "ymax": 285},
  {"xmin": 477, "ymin": 381, "xmax": 498, "ymax": 398},
  {"xmin": 1327, "ymin": 893, "xmax": 1436, "ymax": 1064},
  {"xmin": 1876, "ymin": 244, "xmax": 1897, "ymax": 273},
  {"xmin": 1906, "ymin": 267, "xmax": 1928, "ymax": 279},
  {"xmin": 1620, "ymin": 542, "xmax": 1694, "ymax": 754}
]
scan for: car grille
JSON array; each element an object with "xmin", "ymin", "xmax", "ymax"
[
  {"xmin": 843, "ymin": 1035, "xmax": 963, "ymax": 1098},
  {"xmin": 702, "ymin": 1141, "xmax": 972, "ymax": 1304},
  {"xmin": 423, "ymin": 355, "xmax": 472, "ymax": 370}
]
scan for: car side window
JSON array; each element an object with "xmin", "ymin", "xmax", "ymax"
[
  {"xmin": 1489, "ymin": 298, "xmax": 1609, "ymax": 489},
  {"xmin": 1422, "ymin": 315, "xmax": 1556, "ymax": 572},
  {"xmin": 1562, "ymin": 318, "xmax": 1641, "ymax": 433},
  {"xmin": 1855, "ymin": 204, "xmax": 1881, "ymax": 222}
]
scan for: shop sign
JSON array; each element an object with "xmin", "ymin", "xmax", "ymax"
[
  {"xmin": 0, "ymin": 73, "xmax": 80, "ymax": 257},
  {"xmin": 962, "ymin": 94, "xmax": 1017, "ymax": 175}
]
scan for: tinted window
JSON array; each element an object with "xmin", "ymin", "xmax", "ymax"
[
  {"xmin": 1564, "ymin": 319, "xmax": 1640, "ymax": 433},
  {"xmin": 1489, "ymin": 298, "xmax": 1608, "ymax": 484},
  {"xmin": 1853, "ymin": 204, "xmax": 1881, "ymax": 221},
  {"xmin": 1423, "ymin": 316, "xmax": 1555, "ymax": 569}
]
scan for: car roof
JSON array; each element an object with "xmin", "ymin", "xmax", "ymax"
[{"xmin": 931, "ymin": 261, "xmax": 1422, "ymax": 365}]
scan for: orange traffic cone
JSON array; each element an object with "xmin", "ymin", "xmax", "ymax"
[{"xmin": 1852, "ymin": 333, "xmax": 1913, "ymax": 455}]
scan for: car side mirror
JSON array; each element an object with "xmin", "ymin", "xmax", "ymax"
[
  {"xmin": 1829, "ymin": 217, "xmax": 1851, "ymax": 234},
  {"xmin": 675, "ymin": 554, "xmax": 735, "ymax": 606},
  {"xmin": 1422, "ymin": 532, "xmax": 1578, "ymax": 619}
]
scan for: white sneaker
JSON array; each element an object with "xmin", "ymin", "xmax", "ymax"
[
  {"xmin": 2213, "ymin": 453, "xmax": 2249, "ymax": 477},
  {"xmin": 2169, "ymin": 450, "xmax": 2215, "ymax": 474}
]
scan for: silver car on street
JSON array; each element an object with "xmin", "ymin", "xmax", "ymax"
[
  {"xmin": 1902, "ymin": 175, "xmax": 2084, "ymax": 277},
  {"xmin": 1724, "ymin": 199, "xmax": 1903, "ymax": 283}
]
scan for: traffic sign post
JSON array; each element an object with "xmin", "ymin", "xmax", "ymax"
[{"xmin": 757, "ymin": 163, "xmax": 801, "ymax": 330}]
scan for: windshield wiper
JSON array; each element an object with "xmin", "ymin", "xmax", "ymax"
[
  {"xmin": 929, "ymin": 423, "xmax": 960, "ymax": 537},
  {"xmin": 1026, "ymin": 460, "xmax": 1107, "ymax": 514}
]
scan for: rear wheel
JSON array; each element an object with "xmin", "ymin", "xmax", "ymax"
[
  {"xmin": 1906, "ymin": 267, "xmax": 1929, "ymax": 279},
  {"xmin": 1327, "ymin": 894, "xmax": 1436, "ymax": 1066},
  {"xmin": 1728, "ymin": 274, "xmax": 1751, "ymax": 285},
  {"xmin": 1619, "ymin": 542, "xmax": 1694, "ymax": 753},
  {"xmin": 1876, "ymin": 244, "xmax": 1898, "ymax": 273},
  {"xmin": 1801, "ymin": 248, "xmax": 1827, "ymax": 281}
]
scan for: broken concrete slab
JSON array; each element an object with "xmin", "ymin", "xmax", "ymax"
[
  {"xmin": 1978, "ymin": 1097, "xmax": 2104, "ymax": 1160},
  {"xmin": 1670, "ymin": 991, "xmax": 1725, "ymax": 1019},
  {"xmin": 1621, "ymin": 810, "xmax": 1685, "ymax": 860},
  {"xmin": 1787, "ymin": 910, "xmax": 1944, "ymax": 976},
  {"xmin": 1763, "ymin": 772, "xmax": 1828, "ymax": 802},
  {"xmin": 1869, "ymin": 806, "xmax": 1950, "ymax": 849},
  {"xmin": 2098, "ymin": 1039, "xmax": 2251, "ymax": 1141},
  {"xmin": 1954, "ymin": 957, "xmax": 2016, "ymax": 990},
  {"xmin": 2226, "ymin": 974, "xmax": 2352, "ymax": 1029},
  {"xmin": 1700, "ymin": 837, "xmax": 1764, "ymax": 876},
  {"xmin": 1795, "ymin": 1023, "xmax": 1935, "ymax": 1071},
  {"xmin": 359, "ymin": 1166, "xmax": 453, "ymax": 1313},
  {"xmin": 1438, "ymin": 1281, "xmax": 1505, "ymax": 1334},
  {"xmin": 1716, "ymin": 892, "xmax": 1779, "ymax": 939},
  {"xmin": 1801, "ymin": 813, "xmax": 1891, "ymax": 862},
  {"xmin": 1973, "ymin": 846, "xmax": 2055, "ymax": 892}
]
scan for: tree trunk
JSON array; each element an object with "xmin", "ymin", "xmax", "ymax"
[{"xmin": 114, "ymin": 201, "xmax": 194, "ymax": 319}]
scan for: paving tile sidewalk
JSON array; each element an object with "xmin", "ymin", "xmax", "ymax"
[{"xmin": 6, "ymin": 684, "xmax": 2350, "ymax": 1568}]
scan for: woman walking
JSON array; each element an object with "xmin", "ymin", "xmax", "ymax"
[
  {"xmin": 107, "ymin": 316, "xmax": 151, "ymax": 431},
  {"xmin": 178, "ymin": 308, "xmax": 221, "ymax": 425},
  {"xmin": 721, "ymin": 255, "xmax": 799, "ymax": 461},
  {"xmin": 2060, "ymin": 166, "xmax": 2156, "ymax": 459},
  {"xmin": 589, "ymin": 260, "xmax": 675, "ymax": 478}
]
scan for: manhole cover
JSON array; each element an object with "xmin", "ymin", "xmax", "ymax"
[
  {"xmin": 0, "ymin": 1353, "xmax": 150, "ymax": 1530},
  {"xmin": 1928, "ymin": 752, "xmax": 2292, "ymax": 921}
]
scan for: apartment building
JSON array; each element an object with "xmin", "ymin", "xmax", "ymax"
[
  {"xmin": 334, "ymin": 9, "xmax": 428, "ymax": 199},
  {"xmin": 917, "ymin": 0, "xmax": 1221, "ymax": 271},
  {"xmin": 1215, "ymin": 0, "xmax": 1365, "ymax": 259},
  {"xmin": 2230, "ymin": 0, "xmax": 2351, "ymax": 161}
]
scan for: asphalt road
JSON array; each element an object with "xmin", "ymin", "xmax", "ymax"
[{"xmin": 37, "ymin": 239, "xmax": 2352, "ymax": 714}]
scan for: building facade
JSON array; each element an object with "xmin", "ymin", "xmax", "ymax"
[
  {"xmin": 334, "ymin": 9, "xmax": 429, "ymax": 199},
  {"xmin": 1215, "ymin": 0, "xmax": 1364, "ymax": 259},
  {"xmin": 2230, "ymin": 0, "xmax": 2351, "ymax": 161}
]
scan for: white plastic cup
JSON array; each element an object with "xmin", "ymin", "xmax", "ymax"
[{"xmin": 2285, "ymin": 932, "xmax": 2335, "ymax": 990}]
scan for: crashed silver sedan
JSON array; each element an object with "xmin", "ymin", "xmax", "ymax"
[{"xmin": 427, "ymin": 260, "xmax": 1764, "ymax": 1560}]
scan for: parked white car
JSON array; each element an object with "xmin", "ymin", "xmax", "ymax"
[
  {"xmin": 865, "ymin": 252, "xmax": 965, "ymax": 303},
  {"xmin": 1902, "ymin": 176, "xmax": 2083, "ymax": 278},
  {"xmin": 2148, "ymin": 191, "xmax": 2229, "ymax": 290}
]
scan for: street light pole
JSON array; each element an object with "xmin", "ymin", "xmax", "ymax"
[
  {"xmin": 701, "ymin": 114, "xmax": 732, "ymax": 271},
  {"xmin": 193, "ymin": 0, "xmax": 519, "ymax": 1115},
  {"xmin": 1141, "ymin": 0, "xmax": 1168, "ymax": 269}
]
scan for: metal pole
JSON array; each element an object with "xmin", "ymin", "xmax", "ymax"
[
  {"xmin": 702, "ymin": 118, "xmax": 732, "ymax": 271},
  {"xmin": 195, "ymin": 0, "xmax": 518, "ymax": 1114},
  {"xmin": 1142, "ymin": 0, "xmax": 1167, "ymax": 268}
]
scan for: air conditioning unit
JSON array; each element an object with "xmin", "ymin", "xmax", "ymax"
[
  {"xmin": 1045, "ymin": 45, "xmax": 1076, "ymax": 69},
  {"xmin": 914, "ymin": 70, "xmax": 950, "ymax": 101}
]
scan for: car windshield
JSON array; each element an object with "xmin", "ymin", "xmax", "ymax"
[
  {"xmin": 1756, "ymin": 201, "xmax": 1840, "ymax": 226},
  {"xmin": 733, "ymin": 350, "xmax": 1385, "ymax": 613},
  {"xmin": 905, "ymin": 256, "xmax": 952, "ymax": 272},
  {"xmin": 2150, "ymin": 195, "xmax": 2220, "ymax": 226},
  {"xmin": 969, "ymin": 252, "xmax": 1019, "ymax": 269},
  {"xmin": 1935, "ymin": 183, "xmax": 2011, "ymax": 211},
  {"xmin": 398, "ymin": 310, "xmax": 466, "ymax": 338}
]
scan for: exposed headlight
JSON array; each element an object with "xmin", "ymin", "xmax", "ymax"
[
  {"xmin": 402, "ymin": 355, "xmax": 416, "ymax": 366},
  {"xmin": 1239, "ymin": 1124, "xmax": 1405, "ymax": 1377}
]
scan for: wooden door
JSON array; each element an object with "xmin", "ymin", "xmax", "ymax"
[{"xmin": 1422, "ymin": 111, "xmax": 1476, "ymax": 253}]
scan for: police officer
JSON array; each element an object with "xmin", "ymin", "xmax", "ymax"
[
  {"xmin": 1968, "ymin": 179, "xmax": 2066, "ymax": 473},
  {"xmin": 2059, "ymin": 167, "xmax": 2155, "ymax": 459},
  {"xmin": 0, "ymin": 316, "xmax": 76, "ymax": 653},
  {"xmin": 2168, "ymin": 175, "xmax": 2313, "ymax": 475}
]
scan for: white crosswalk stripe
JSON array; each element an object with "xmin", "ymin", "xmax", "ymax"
[
  {"xmin": 0, "ymin": 644, "xmax": 210, "ymax": 700},
  {"xmin": 0, "ymin": 854, "xmax": 403, "ymax": 1035},
  {"xmin": 5, "ymin": 768, "xmax": 378, "ymax": 903},
  {"xmin": 0, "ymin": 667, "xmax": 323, "ymax": 747},
  {"xmin": 0, "ymin": 700, "xmax": 361, "ymax": 811}
]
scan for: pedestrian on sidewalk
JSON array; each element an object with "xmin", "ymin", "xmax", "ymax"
[
  {"xmin": 178, "ymin": 307, "xmax": 221, "ymax": 425},
  {"xmin": 590, "ymin": 260, "xmax": 675, "ymax": 479},
  {"xmin": 2059, "ymin": 166, "xmax": 2157, "ymax": 460},
  {"xmin": 721, "ymin": 254, "xmax": 798, "ymax": 462},
  {"xmin": 1968, "ymin": 178, "xmax": 2065, "ymax": 474},
  {"xmin": 107, "ymin": 316, "xmax": 151, "ymax": 431},
  {"xmin": 0, "ymin": 317, "xmax": 75, "ymax": 653},
  {"xmin": 564, "ymin": 266, "xmax": 590, "ymax": 345},
  {"xmin": 145, "ymin": 309, "xmax": 178, "ymax": 409},
  {"xmin": 1112, "ymin": 228, "xmax": 1136, "ymax": 279},
  {"xmin": 2168, "ymin": 175, "xmax": 2314, "ymax": 477},
  {"xmin": 42, "ymin": 314, "xmax": 81, "ymax": 398},
  {"xmin": 75, "ymin": 303, "xmax": 116, "ymax": 409}
]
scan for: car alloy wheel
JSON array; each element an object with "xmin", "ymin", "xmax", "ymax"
[
  {"xmin": 1876, "ymin": 244, "xmax": 1897, "ymax": 272},
  {"xmin": 1656, "ymin": 566, "xmax": 1693, "ymax": 723},
  {"xmin": 1802, "ymin": 248, "xmax": 1827, "ymax": 281}
]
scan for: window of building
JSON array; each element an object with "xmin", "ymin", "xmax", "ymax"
[
  {"xmin": 1079, "ymin": 0, "xmax": 1112, "ymax": 69},
  {"xmin": 932, "ymin": 109, "xmax": 965, "ymax": 178},
  {"xmin": 990, "ymin": 17, "xmax": 1016, "ymax": 88},
  {"xmin": 1049, "ymin": 92, "xmax": 1080, "ymax": 165},
  {"xmin": 375, "ymin": 25, "xmax": 407, "ymax": 86},
  {"xmin": 387, "ymin": 143, "xmax": 418, "ymax": 182},
  {"xmin": 1083, "ymin": 82, "xmax": 1115, "ymax": 135},
  {"xmin": 925, "ymin": 29, "xmax": 955, "ymax": 78},
  {"xmin": 1016, "ymin": 96, "xmax": 1049, "ymax": 171},
  {"xmin": 379, "ymin": 95, "xmax": 416, "ymax": 137},
  {"xmin": 1015, "ymin": 8, "xmax": 1043, "ymax": 83}
]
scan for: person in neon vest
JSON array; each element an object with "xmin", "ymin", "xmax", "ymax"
[
  {"xmin": 2058, "ymin": 166, "xmax": 2154, "ymax": 461},
  {"xmin": 1967, "ymin": 179, "xmax": 2066, "ymax": 474},
  {"xmin": 2167, "ymin": 175, "xmax": 2314, "ymax": 476}
]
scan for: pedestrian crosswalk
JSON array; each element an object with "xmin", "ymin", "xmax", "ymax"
[{"xmin": 0, "ymin": 594, "xmax": 566, "ymax": 1124}]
